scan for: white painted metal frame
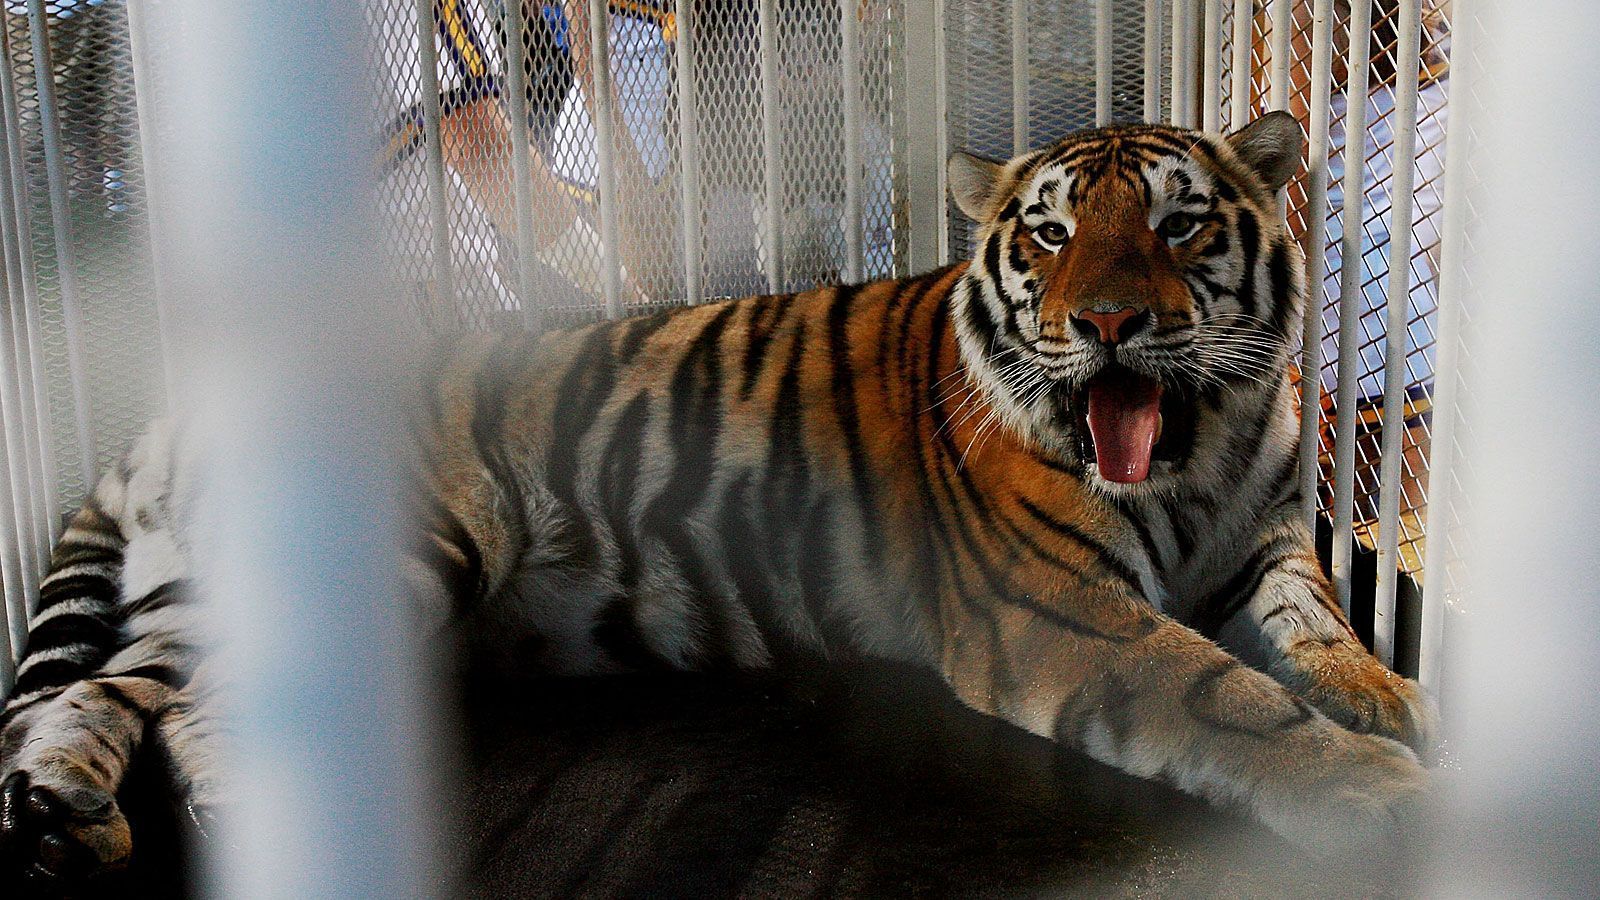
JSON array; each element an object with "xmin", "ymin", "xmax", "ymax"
[
  {"xmin": 758, "ymin": 0, "xmax": 784, "ymax": 292},
  {"xmin": 1298, "ymin": 0, "xmax": 1336, "ymax": 534},
  {"xmin": 1330, "ymin": 0, "xmax": 1376, "ymax": 615},
  {"xmin": 503, "ymin": 0, "xmax": 546, "ymax": 323},
  {"xmin": 675, "ymin": 0, "xmax": 704, "ymax": 304}
]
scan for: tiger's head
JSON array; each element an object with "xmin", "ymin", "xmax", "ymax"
[{"xmin": 947, "ymin": 112, "xmax": 1305, "ymax": 493}]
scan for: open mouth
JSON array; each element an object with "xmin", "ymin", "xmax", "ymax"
[{"xmin": 1067, "ymin": 365, "xmax": 1195, "ymax": 484}]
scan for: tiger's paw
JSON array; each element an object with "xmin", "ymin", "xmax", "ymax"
[
  {"xmin": 1282, "ymin": 637, "xmax": 1439, "ymax": 755},
  {"xmin": 0, "ymin": 769, "xmax": 131, "ymax": 892},
  {"xmin": 1255, "ymin": 730, "xmax": 1433, "ymax": 863}
]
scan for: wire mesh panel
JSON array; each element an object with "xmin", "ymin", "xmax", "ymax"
[{"xmin": 369, "ymin": 0, "xmax": 908, "ymax": 334}]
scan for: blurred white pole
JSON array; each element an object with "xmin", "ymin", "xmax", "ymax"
[
  {"xmin": 1329, "ymin": 0, "xmax": 1374, "ymax": 614},
  {"xmin": 1433, "ymin": 1, "xmax": 1600, "ymax": 892},
  {"xmin": 130, "ymin": 0, "xmax": 442, "ymax": 896},
  {"xmin": 1012, "ymin": 0, "xmax": 1029, "ymax": 152},
  {"xmin": 840, "ymin": 0, "xmax": 864, "ymax": 282},
  {"xmin": 1144, "ymin": 0, "xmax": 1163, "ymax": 123},
  {"xmin": 1371, "ymin": 0, "xmax": 1425, "ymax": 667},
  {"xmin": 1297, "ymin": 0, "xmax": 1334, "ymax": 536},
  {"xmin": 758, "ymin": 0, "xmax": 783, "ymax": 292},
  {"xmin": 673, "ymin": 0, "xmax": 704, "ymax": 303},
  {"xmin": 1095, "ymin": 0, "xmax": 1113, "ymax": 126}
]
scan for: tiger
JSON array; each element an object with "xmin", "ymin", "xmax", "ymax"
[{"xmin": 0, "ymin": 112, "xmax": 1436, "ymax": 888}]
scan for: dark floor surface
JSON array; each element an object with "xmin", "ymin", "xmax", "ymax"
[{"xmin": 73, "ymin": 662, "xmax": 1414, "ymax": 898}]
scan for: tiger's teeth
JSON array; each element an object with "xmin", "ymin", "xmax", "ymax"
[{"xmin": 1155, "ymin": 412, "xmax": 1164, "ymax": 443}]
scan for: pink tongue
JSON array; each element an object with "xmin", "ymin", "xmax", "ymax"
[{"xmin": 1085, "ymin": 370, "xmax": 1164, "ymax": 483}]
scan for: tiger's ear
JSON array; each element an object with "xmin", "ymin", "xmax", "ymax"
[
  {"xmin": 1226, "ymin": 110, "xmax": 1303, "ymax": 192},
  {"xmin": 948, "ymin": 151, "xmax": 1007, "ymax": 221}
]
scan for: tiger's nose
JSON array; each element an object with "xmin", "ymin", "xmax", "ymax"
[{"xmin": 1070, "ymin": 305, "xmax": 1151, "ymax": 346}]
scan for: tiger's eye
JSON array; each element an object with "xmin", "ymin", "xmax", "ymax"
[
  {"xmin": 1033, "ymin": 222, "xmax": 1069, "ymax": 246},
  {"xmin": 1158, "ymin": 212, "xmax": 1197, "ymax": 241}
]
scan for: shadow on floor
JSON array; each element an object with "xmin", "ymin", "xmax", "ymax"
[{"xmin": 89, "ymin": 661, "xmax": 1413, "ymax": 898}]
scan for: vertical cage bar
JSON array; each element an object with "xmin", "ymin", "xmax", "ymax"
[
  {"xmin": 904, "ymin": 0, "xmax": 949, "ymax": 271},
  {"xmin": 0, "ymin": 412, "xmax": 23, "ymax": 685},
  {"xmin": 587, "ymin": 0, "xmax": 624, "ymax": 318},
  {"xmin": 0, "ymin": 257, "xmax": 39, "ymax": 611},
  {"xmin": 1418, "ymin": 1, "xmax": 1478, "ymax": 693},
  {"xmin": 1268, "ymin": 0, "xmax": 1291, "ymax": 110},
  {"xmin": 1330, "ymin": 0, "xmax": 1375, "ymax": 614},
  {"xmin": 758, "ymin": 0, "xmax": 783, "ymax": 292},
  {"xmin": 24, "ymin": 0, "xmax": 97, "ymax": 489},
  {"xmin": 124, "ymin": 0, "xmax": 184, "ymax": 406},
  {"xmin": 1095, "ymin": 0, "xmax": 1113, "ymax": 125},
  {"xmin": 840, "ymin": 0, "xmax": 864, "ymax": 282},
  {"xmin": 1170, "ymin": 0, "xmax": 1189, "ymax": 126},
  {"xmin": 502, "ymin": 0, "xmax": 545, "ymax": 325},
  {"xmin": 414, "ymin": 0, "xmax": 457, "ymax": 308},
  {"xmin": 674, "ymin": 0, "xmax": 704, "ymax": 303},
  {"xmin": 1229, "ymin": 0, "xmax": 1251, "ymax": 129},
  {"xmin": 1201, "ymin": 0, "xmax": 1222, "ymax": 131},
  {"xmin": 1144, "ymin": 0, "xmax": 1163, "ymax": 123},
  {"xmin": 1298, "ymin": 0, "xmax": 1335, "ymax": 534},
  {"xmin": 1370, "ymin": 0, "xmax": 1426, "ymax": 667},
  {"xmin": 0, "ymin": 53, "xmax": 53, "ymax": 572},
  {"xmin": 1012, "ymin": 0, "xmax": 1029, "ymax": 153}
]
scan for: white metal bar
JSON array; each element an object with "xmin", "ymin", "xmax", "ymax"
[
  {"xmin": 134, "ymin": 0, "xmax": 442, "ymax": 891},
  {"xmin": 124, "ymin": 0, "xmax": 184, "ymax": 409},
  {"xmin": 0, "ymin": 266, "xmax": 30, "ymax": 668},
  {"xmin": 1228, "ymin": 0, "xmax": 1251, "ymax": 129},
  {"xmin": 1201, "ymin": 0, "xmax": 1222, "ymax": 131},
  {"xmin": 502, "ymin": 0, "xmax": 545, "ymax": 325},
  {"xmin": 414, "ymin": 0, "xmax": 457, "ymax": 309},
  {"xmin": 935, "ymin": 0, "xmax": 950, "ymax": 265},
  {"xmin": 587, "ymin": 0, "xmax": 624, "ymax": 318},
  {"xmin": 1012, "ymin": 0, "xmax": 1029, "ymax": 152},
  {"xmin": 903, "ymin": 0, "xmax": 948, "ymax": 272},
  {"xmin": 0, "ymin": 49, "xmax": 53, "ymax": 574},
  {"xmin": 1171, "ymin": 0, "xmax": 1189, "ymax": 126},
  {"xmin": 1144, "ymin": 0, "xmax": 1163, "ymax": 123},
  {"xmin": 840, "ymin": 0, "xmax": 864, "ymax": 282},
  {"xmin": 758, "ymin": 0, "xmax": 783, "ymax": 292},
  {"xmin": 1330, "ymin": 0, "xmax": 1375, "ymax": 615},
  {"xmin": 1370, "ymin": 0, "xmax": 1426, "ymax": 667},
  {"xmin": 0, "ymin": 246, "xmax": 40, "ymax": 612},
  {"xmin": 673, "ymin": 0, "xmax": 704, "ymax": 303},
  {"xmin": 1297, "ymin": 0, "xmax": 1335, "ymax": 535},
  {"xmin": 1268, "ymin": 0, "xmax": 1291, "ymax": 111},
  {"xmin": 1095, "ymin": 0, "xmax": 1113, "ymax": 126},
  {"xmin": 0, "ymin": 466, "xmax": 23, "ymax": 688},
  {"xmin": 24, "ymin": 0, "xmax": 96, "ymax": 490},
  {"xmin": 1417, "ymin": 0, "xmax": 1477, "ymax": 694}
]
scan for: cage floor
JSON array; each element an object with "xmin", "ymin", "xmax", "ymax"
[{"xmin": 95, "ymin": 663, "xmax": 1413, "ymax": 898}]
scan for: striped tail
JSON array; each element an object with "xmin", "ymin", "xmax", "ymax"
[{"xmin": 3, "ymin": 491, "xmax": 128, "ymax": 714}]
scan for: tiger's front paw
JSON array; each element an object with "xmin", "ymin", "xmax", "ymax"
[
  {"xmin": 1281, "ymin": 637, "xmax": 1439, "ymax": 755},
  {"xmin": 1256, "ymin": 729, "xmax": 1433, "ymax": 862},
  {"xmin": 0, "ymin": 769, "xmax": 131, "ymax": 892}
]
